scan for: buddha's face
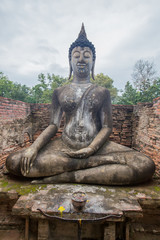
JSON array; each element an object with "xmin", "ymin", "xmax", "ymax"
[{"xmin": 71, "ymin": 46, "xmax": 93, "ymax": 79}]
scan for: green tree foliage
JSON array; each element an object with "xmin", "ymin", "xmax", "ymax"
[
  {"xmin": 117, "ymin": 60, "xmax": 160, "ymax": 105},
  {"xmin": 137, "ymin": 78, "xmax": 160, "ymax": 103},
  {"xmin": 117, "ymin": 78, "xmax": 160, "ymax": 105},
  {"xmin": 30, "ymin": 73, "xmax": 68, "ymax": 103},
  {"xmin": 0, "ymin": 72, "xmax": 69, "ymax": 103},
  {"xmin": 92, "ymin": 73, "xmax": 118, "ymax": 102},
  {"xmin": 0, "ymin": 72, "xmax": 118, "ymax": 103},
  {"xmin": 148, "ymin": 78, "xmax": 160, "ymax": 99},
  {"xmin": 116, "ymin": 81, "xmax": 137, "ymax": 105},
  {"xmin": 33, "ymin": 73, "xmax": 118, "ymax": 103},
  {"xmin": 0, "ymin": 72, "xmax": 31, "ymax": 102}
]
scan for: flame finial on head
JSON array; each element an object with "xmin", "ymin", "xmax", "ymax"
[{"xmin": 78, "ymin": 23, "xmax": 87, "ymax": 38}]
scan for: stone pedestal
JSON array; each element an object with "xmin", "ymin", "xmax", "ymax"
[
  {"xmin": 1, "ymin": 178, "xmax": 160, "ymax": 240},
  {"xmin": 12, "ymin": 184, "xmax": 144, "ymax": 240}
]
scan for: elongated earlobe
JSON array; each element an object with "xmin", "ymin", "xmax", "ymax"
[
  {"xmin": 68, "ymin": 61, "xmax": 73, "ymax": 80},
  {"xmin": 91, "ymin": 61, "xmax": 95, "ymax": 80}
]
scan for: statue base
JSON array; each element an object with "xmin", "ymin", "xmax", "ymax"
[{"xmin": 0, "ymin": 175, "xmax": 160, "ymax": 240}]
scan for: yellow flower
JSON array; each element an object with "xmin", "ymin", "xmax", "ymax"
[
  {"xmin": 79, "ymin": 219, "xmax": 82, "ymax": 226},
  {"xmin": 58, "ymin": 206, "xmax": 65, "ymax": 217}
]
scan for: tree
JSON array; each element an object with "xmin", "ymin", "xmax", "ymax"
[
  {"xmin": 0, "ymin": 72, "xmax": 12, "ymax": 97},
  {"xmin": 92, "ymin": 73, "xmax": 118, "ymax": 102},
  {"xmin": 132, "ymin": 59, "xmax": 156, "ymax": 91},
  {"xmin": 0, "ymin": 72, "xmax": 70, "ymax": 103},
  {"xmin": 116, "ymin": 81, "xmax": 138, "ymax": 105},
  {"xmin": 30, "ymin": 73, "xmax": 68, "ymax": 103},
  {"xmin": 139, "ymin": 78, "xmax": 160, "ymax": 102},
  {"xmin": 116, "ymin": 60, "xmax": 159, "ymax": 105},
  {"xmin": 117, "ymin": 78, "xmax": 160, "ymax": 105},
  {"xmin": 0, "ymin": 72, "xmax": 118, "ymax": 103},
  {"xmin": 31, "ymin": 72, "xmax": 118, "ymax": 103},
  {"xmin": 0, "ymin": 72, "xmax": 31, "ymax": 102}
]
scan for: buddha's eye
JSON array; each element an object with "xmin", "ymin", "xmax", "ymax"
[
  {"xmin": 73, "ymin": 51, "xmax": 80, "ymax": 58},
  {"xmin": 84, "ymin": 51, "xmax": 91, "ymax": 58}
]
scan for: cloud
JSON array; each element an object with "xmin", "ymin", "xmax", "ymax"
[{"xmin": 0, "ymin": 0, "xmax": 160, "ymax": 90}]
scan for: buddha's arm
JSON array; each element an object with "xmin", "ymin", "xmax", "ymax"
[
  {"xmin": 89, "ymin": 125, "xmax": 112, "ymax": 152},
  {"xmin": 89, "ymin": 89, "xmax": 112, "ymax": 151},
  {"xmin": 28, "ymin": 124, "xmax": 58, "ymax": 152},
  {"xmin": 21, "ymin": 89, "xmax": 63, "ymax": 175},
  {"xmin": 68, "ymin": 89, "xmax": 112, "ymax": 158}
]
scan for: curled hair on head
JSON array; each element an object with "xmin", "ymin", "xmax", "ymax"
[{"xmin": 68, "ymin": 23, "xmax": 96, "ymax": 62}]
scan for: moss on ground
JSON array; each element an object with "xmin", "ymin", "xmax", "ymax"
[
  {"xmin": 154, "ymin": 186, "xmax": 160, "ymax": 192},
  {"xmin": 0, "ymin": 178, "xmax": 47, "ymax": 195},
  {"xmin": 0, "ymin": 176, "xmax": 160, "ymax": 199}
]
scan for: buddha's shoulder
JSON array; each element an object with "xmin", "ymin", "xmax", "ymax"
[
  {"xmin": 53, "ymin": 85, "xmax": 70, "ymax": 94},
  {"xmin": 93, "ymin": 84, "xmax": 110, "ymax": 95},
  {"xmin": 53, "ymin": 84, "xmax": 110, "ymax": 96}
]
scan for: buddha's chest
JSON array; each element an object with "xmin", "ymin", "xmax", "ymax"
[{"xmin": 59, "ymin": 85, "xmax": 102, "ymax": 113}]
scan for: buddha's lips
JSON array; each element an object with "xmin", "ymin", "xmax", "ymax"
[{"xmin": 77, "ymin": 63, "xmax": 86, "ymax": 67}]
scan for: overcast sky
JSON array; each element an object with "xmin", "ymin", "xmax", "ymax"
[{"xmin": 0, "ymin": 0, "xmax": 160, "ymax": 90}]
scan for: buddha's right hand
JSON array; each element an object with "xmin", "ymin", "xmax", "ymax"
[{"xmin": 20, "ymin": 147, "xmax": 38, "ymax": 176}]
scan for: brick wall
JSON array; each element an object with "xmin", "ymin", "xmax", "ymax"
[
  {"xmin": 110, "ymin": 105, "xmax": 133, "ymax": 147},
  {"xmin": 29, "ymin": 104, "xmax": 134, "ymax": 147},
  {"xmin": 30, "ymin": 103, "xmax": 51, "ymax": 131},
  {"xmin": 0, "ymin": 97, "xmax": 31, "ymax": 122},
  {"xmin": 0, "ymin": 96, "xmax": 160, "ymax": 176},
  {"xmin": 132, "ymin": 97, "xmax": 160, "ymax": 177},
  {"xmin": 0, "ymin": 97, "xmax": 31, "ymax": 154}
]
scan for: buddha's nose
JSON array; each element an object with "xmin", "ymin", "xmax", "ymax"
[{"xmin": 79, "ymin": 53, "xmax": 84, "ymax": 62}]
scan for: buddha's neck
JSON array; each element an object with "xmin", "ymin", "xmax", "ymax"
[{"xmin": 72, "ymin": 75, "xmax": 91, "ymax": 84}]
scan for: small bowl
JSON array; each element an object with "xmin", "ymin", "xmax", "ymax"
[{"xmin": 71, "ymin": 191, "xmax": 87, "ymax": 211}]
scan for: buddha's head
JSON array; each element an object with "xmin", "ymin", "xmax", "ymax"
[{"xmin": 68, "ymin": 23, "xmax": 96, "ymax": 80}]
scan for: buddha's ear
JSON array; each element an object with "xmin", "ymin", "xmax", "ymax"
[
  {"xmin": 91, "ymin": 60, "xmax": 95, "ymax": 80},
  {"xmin": 68, "ymin": 60, "xmax": 73, "ymax": 80}
]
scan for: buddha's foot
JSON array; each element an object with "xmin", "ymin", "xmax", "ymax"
[
  {"xmin": 31, "ymin": 179, "xmax": 47, "ymax": 184},
  {"xmin": 31, "ymin": 175, "xmax": 62, "ymax": 184},
  {"xmin": 31, "ymin": 171, "xmax": 75, "ymax": 184},
  {"xmin": 31, "ymin": 177, "xmax": 53, "ymax": 184}
]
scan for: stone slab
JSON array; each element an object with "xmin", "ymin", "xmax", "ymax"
[
  {"xmin": 12, "ymin": 184, "xmax": 143, "ymax": 221},
  {"xmin": 1, "ymin": 176, "xmax": 160, "ymax": 221}
]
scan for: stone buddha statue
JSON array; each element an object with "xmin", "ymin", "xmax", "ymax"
[{"xmin": 6, "ymin": 24, "xmax": 155, "ymax": 185}]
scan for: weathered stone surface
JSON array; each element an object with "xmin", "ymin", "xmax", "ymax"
[
  {"xmin": 11, "ymin": 182, "xmax": 158, "ymax": 220},
  {"xmin": 0, "ymin": 101, "xmax": 51, "ymax": 155}
]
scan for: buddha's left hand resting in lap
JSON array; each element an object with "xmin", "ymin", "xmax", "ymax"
[{"xmin": 6, "ymin": 24, "xmax": 155, "ymax": 185}]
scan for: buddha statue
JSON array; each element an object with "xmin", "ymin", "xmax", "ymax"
[{"xmin": 6, "ymin": 24, "xmax": 155, "ymax": 185}]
